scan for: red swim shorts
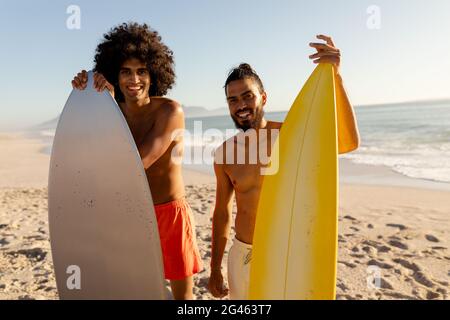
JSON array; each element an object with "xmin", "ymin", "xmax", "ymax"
[{"xmin": 154, "ymin": 198, "xmax": 203, "ymax": 280}]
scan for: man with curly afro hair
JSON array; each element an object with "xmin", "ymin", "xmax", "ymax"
[{"xmin": 72, "ymin": 22, "xmax": 203, "ymax": 300}]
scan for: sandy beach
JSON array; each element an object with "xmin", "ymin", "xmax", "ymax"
[{"xmin": 0, "ymin": 133, "xmax": 449, "ymax": 300}]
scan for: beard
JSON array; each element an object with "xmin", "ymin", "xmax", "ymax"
[{"xmin": 231, "ymin": 107, "xmax": 265, "ymax": 132}]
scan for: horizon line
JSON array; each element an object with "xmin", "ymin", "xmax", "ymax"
[{"xmin": 189, "ymin": 97, "xmax": 450, "ymax": 112}]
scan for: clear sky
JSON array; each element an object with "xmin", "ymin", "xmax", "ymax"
[{"xmin": 1, "ymin": 0, "xmax": 450, "ymax": 130}]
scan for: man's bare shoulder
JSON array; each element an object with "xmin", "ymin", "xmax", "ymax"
[
  {"xmin": 151, "ymin": 97, "xmax": 183, "ymax": 119},
  {"xmin": 267, "ymin": 121, "xmax": 282, "ymax": 130},
  {"xmin": 214, "ymin": 134, "xmax": 239, "ymax": 168},
  {"xmin": 220, "ymin": 134, "xmax": 238, "ymax": 149}
]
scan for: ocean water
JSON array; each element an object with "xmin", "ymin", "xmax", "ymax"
[
  {"xmin": 346, "ymin": 101, "xmax": 450, "ymax": 183},
  {"xmin": 32, "ymin": 101, "xmax": 450, "ymax": 184}
]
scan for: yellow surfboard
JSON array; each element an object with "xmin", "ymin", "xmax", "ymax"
[{"xmin": 249, "ymin": 64, "xmax": 338, "ymax": 300}]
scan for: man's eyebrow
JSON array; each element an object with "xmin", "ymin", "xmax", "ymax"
[
  {"xmin": 240, "ymin": 90, "xmax": 252, "ymax": 96},
  {"xmin": 226, "ymin": 90, "xmax": 252, "ymax": 100}
]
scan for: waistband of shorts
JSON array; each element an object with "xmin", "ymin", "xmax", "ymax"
[
  {"xmin": 154, "ymin": 197, "xmax": 188, "ymax": 210},
  {"xmin": 233, "ymin": 236, "xmax": 253, "ymax": 250}
]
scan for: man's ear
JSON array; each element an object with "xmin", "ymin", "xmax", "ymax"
[{"xmin": 262, "ymin": 91, "xmax": 268, "ymax": 106}]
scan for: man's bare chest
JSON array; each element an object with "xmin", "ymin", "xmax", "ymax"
[
  {"xmin": 126, "ymin": 116, "xmax": 156, "ymax": 147},
  {"xmin": 225, "ymin": 164, "xmax": 264, "ymax": 194}
]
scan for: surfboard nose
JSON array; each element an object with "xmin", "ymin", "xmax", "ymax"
[{"xmin": 86, "ymin": 70, "xmax": 95, "ymax": 88}]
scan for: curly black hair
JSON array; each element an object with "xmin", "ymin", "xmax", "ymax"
[{"xmin": 93, "ymin": 22, "xmax": 175, "ymax": 102}]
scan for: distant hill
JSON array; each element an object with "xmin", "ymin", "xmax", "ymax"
[
  {"xmin": 31, "ymin": 116, "xmax": 59, "ymax": 130},
  {"xmin": 32, "ymin": 106, "xmax": 228, "ymax": 130},
  {"xmin": 182, "ymin": 105, "xmax": 228, "ymax": 118}
]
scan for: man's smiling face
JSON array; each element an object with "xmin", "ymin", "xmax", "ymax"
[
  {"xmin": 118, "ymin": 58, "xmax": 151, "ymax": 102},
  {"xmin": 226, "ymin": 78, "xmax": 267, "ymax": 131}
]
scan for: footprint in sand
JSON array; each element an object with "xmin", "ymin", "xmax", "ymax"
[
  {"xmin": 393, "ymin": 258, "xmax": 436, "ymax": 289},
  {"xmin": 362, "ymin": 240, "xmax": 391, "ymax": 253},
  {"xmin": 350, "ymin": 253, "xmax": 366, "ymax": 259},
  {"xmin": 413, "ymin": 272, "xmax": 436, "ymax": 288},
  {"xmin": 426, "ymin": 291, "xmax": 441, "ymax": 300},
  {"xmin": 7, "ymin": 248, "xmax": 47, "ymax": 262},
  {"xmin": 337, "ymin": 281, "xmax": 349, "ymax": 292},
  {"xmin": 18, "ymin": 295, "xmax": 36, "ymax": 300},
  {"xmin": 425, "ymin": 234, "xmax": 440, "ymax": 243},
  {"xmin": 392, "ymin": 258, "xmax": 420, "ymax": 272},
  {"xmin": 421, "ymin": 249, "xmax": 439, "ymax": 256},
  {"xmin": 388, "ymin": 240, "xmax": 409, "ymax": 250},
  {"xmin": 379, "ymin": 278, "xmax": 394, "ymax": 290},
  {"xmin": 431, "ymin": 246, "xmax": 447, "ymax": 251},
  {"xmin": 382, "ymin": 292, "xmax": 416, "ymax": 300},
  {"xmin": 338, "ymin": 261, "xmax": 357, "ymax": 269},
  {"xmin": 368, "ymin": 259, "xmax": 394, "ymax": 269},
  {"xmin": 401, "ymin": 254, "xmax": 418, "ymax": 259},
  {"xmin": 386, "ymin": 224, "xmax": 407, "ymax": 231},
  {"xmin": 24, "ymin": 235, "xmax": 46, "ymax": 241},
  {"xmin": 362, "ymin": 246, "xmax": 377, "ymax": 255}
]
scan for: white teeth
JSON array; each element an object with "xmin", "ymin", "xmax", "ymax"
[{"xmin": 237, "ymin": 111, "xmax": 251, "ymax": 119}]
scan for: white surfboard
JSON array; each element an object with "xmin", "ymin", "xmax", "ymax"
[{"xmin": 48, "ymin": 71, "xmax": 166, "ymax": 299}]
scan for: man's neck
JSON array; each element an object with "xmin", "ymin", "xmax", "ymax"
[
  {"xmin": 255, "ymin": 118, "xmax": 268, "ymax": 132},
  {"xmin": 121, "ymin": 96, "xmax": 151, "ymax": 118}
]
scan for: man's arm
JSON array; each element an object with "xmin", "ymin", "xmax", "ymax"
[
  {"xmin": 309, "ymin": 35, "xmax": 360, "ymax": 154},
  {"xmin": 210, "ymin": 162, "xmax": 234, "ymax": 271},
  {"xmin": 335, "ymin": 73, "xmax": 360, "ymax": 154},
  {"xmin": 208, "ymin": 160, "xmax": 234, "ymax": 298},
  {"xmin": 137, "ymin": 101, "xmax": 184, "ymax": 169}
]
